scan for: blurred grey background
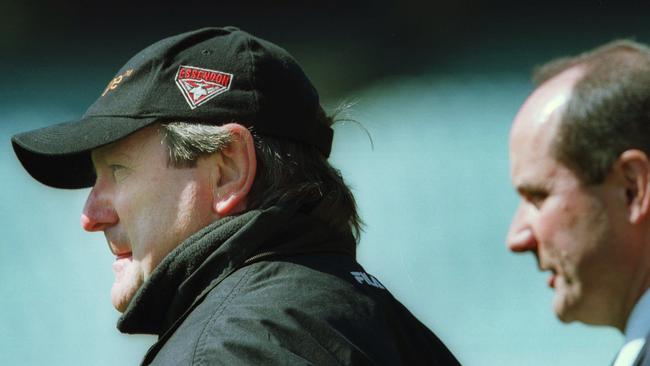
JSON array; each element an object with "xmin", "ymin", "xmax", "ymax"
[{"xmin": 2, "ymin": 1, "xmax": 648, "ymax": 364}]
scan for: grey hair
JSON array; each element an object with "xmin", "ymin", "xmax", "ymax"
[
  {"xmin": 161, "ymin": 122, "xmax": 232, "ymax": 167},
  {"xmin": 158, "ymin": 105, "xmax": 363, "ymax": 241}
]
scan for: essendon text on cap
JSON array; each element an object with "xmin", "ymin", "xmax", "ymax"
[{"xmin": 175, "ymin": 65, "xmax": 234, "ymax": 109}]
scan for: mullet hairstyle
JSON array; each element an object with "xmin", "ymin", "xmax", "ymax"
[
  {"xmin": 532, "ymin": 39, "xmax": 650, "ymax": 184},
  {"xmin": 161, "ymin": 108, "xmax": 363, "ymax": 241}
]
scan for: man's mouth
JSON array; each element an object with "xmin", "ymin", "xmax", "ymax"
[
  {"xmin": 115, "ymin": 252, "xmax": 132, "ymax": 260},
  {"xmin": 548, "ymin": 273, "xmax": 556, "ymax": 288},
  {"xmin": 546, "ymin": 269, "xmax": 558, "ymax": 289}
]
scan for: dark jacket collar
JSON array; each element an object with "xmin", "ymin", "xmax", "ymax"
[{"xmin": 117, "ymin": 204, "xmax": 356, "ymax": 336}]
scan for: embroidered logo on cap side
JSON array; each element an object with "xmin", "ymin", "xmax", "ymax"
[
  {"xmin": 102, "ymin": 69, "xmax": 134, "ymax": 97},
  {"xmin": 175, "ymin": 65, "xmax": 233, "ymax": 109}
]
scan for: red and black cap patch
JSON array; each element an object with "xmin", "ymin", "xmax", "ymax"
[{"xmin": 175, "ymin": 65, "xmax": 233, "ymax": 109}]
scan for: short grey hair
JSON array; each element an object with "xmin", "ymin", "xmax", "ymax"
[{"xmin": 161, "ymin": 122, "xmax": 232, "ymax": 167}]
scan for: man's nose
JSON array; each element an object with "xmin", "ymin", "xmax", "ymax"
[
  {"xmin": 81, "ymin": 186, "xmax": 118, "ymax": 232},
  {"xmin": 506, "ymin": 203, "xmax": 537, "ymax": 253}
]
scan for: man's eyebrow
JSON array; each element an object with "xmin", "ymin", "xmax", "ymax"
[
  {"xmin": 110, "ymin": 152, "xmax": 134, "ymax": 162},
  {"xmin": 96, "ymin": 147, "xmax": 134, "ymax": 162},
  {"xmin": 516, "ymin": 183, "xmax": 549, "ymax": 196},
  {"xmin": 90, "ymin": 148, "xmax": 134, "ymax": 171}
]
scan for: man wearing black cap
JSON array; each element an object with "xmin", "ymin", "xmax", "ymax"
[{"xmin": 11, "ymin": 27, "xmax": 459, "ymax": 365}]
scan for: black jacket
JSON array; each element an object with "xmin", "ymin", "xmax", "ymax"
[{"xmin": 117, "ymin": 204, "xmax": 460, "ymax": 365}]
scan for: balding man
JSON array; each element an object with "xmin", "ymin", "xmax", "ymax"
[{"xmin": 507, "ymin": 40, "xmax": 650, "ymax": 366}]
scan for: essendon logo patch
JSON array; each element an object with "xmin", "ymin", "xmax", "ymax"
[{"xmin": 175, "ymin": 65, "xmax": 233, "ymax": 109}]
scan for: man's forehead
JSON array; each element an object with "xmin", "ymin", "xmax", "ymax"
[
  {"xmin": 509, "ymin": 113, "xmax": 559, "ymax": 171},
  {"xmin": 511, "ymin": 157, "xmax": 556, "ymax": 186},
  {"xmin": 510, "ymin": 147, "xmax": 556, "ymax": 187},
  {"xmin": 509, "ymin": 66, "xmax": 586, "ymax": 176}
]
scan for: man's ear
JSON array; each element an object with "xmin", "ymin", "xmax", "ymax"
[
  {"xmin": 618, "ymin": 149, "xmax": 650, "ymax": 224},
  {"xmin": 212, "ymin": 123, "xmax": 256, "ymax": 216}
]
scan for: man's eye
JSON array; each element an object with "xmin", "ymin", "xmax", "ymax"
[
  {"xmin": 109, "ymin": 164, "xmax": 124, "ymax": 173},
  {"xmin": 527, "ymin": 192, "xmax": 548, "ymax": 208},
  {"xmin": 109, "ymin": 165, "xmax": 128, "ymax": 180}
]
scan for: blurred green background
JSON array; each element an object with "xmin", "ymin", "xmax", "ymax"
[{"xmin": 2, "ymin": 1, "xmax": 649, "ymax": 364}]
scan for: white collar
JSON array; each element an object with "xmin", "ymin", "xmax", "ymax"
[
  {"xmin": 625, "ymin": 289, "xmax": 650, "ymax": 343},
  {"xmin": 613, "ymin": 291, "xmax": 650, "ymax": 366}
]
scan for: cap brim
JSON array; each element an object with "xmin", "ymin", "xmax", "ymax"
[{"xmin": 12, "ymin": 116, "xmax": 158, "ymax": 189}]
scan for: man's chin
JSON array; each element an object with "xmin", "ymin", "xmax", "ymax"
[
  {"xmin": 555, "ymin": 308, "xmax": 575, "ymax": 323},
  {"xmin": 111, "ymin": 282, "xmax": 140, "ymax": 313},
  {"xmin": 552, "ymin": 292, "xmax": 572, "ymax": 323},
  {"xmin": 552, "ymin": 291, "xmax": 583, "ymax": 324}
]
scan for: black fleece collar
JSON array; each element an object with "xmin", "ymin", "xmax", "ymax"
[{"xmin": 116, "ymin": 204, "xmax": 356, "ymax": 336}]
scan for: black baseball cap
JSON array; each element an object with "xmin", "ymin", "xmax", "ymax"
[{"xmin": 11, "ymin": 26, "xmax": 333, "ymax": 189}]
